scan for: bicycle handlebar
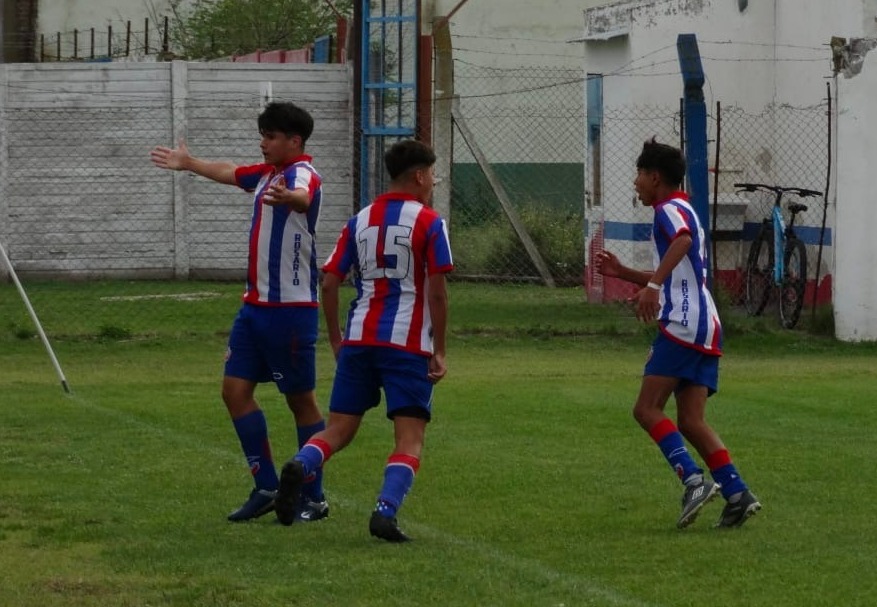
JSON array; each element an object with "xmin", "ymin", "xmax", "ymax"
[{"xmin": 733, "ymin": 182, "xmax": 822, "ymax": 198}]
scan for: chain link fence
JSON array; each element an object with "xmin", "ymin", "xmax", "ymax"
[
  {"xmin": 584, "ymin": 96, "xmax": 832, "ymax": 319},
  {"xmin": 584, "ymin": 102, "xmax": 683, "ymax": 303},
  {"xmin": 449, "ymin": 61, "xmax": 585, "ymax": 287},
  {"xmin": 0, "ymin": 61, "xmax": 352, "ymax": 342},
  {"xmin": 3, "ymin": 104, "xmax": 174, "ymax": 279},
  {"xmin": 711, "ymin": 101, "xmax": 831, "ymax": 307},
  {"xmin": 0, "ymin": 51, "xmax": 834, "ymax": 343}
]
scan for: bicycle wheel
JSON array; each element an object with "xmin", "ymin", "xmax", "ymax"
[
  {"xmin": 779, "ymin": 237, "xmax": 807, "ymax": 329},
  {"xmin": 744, "ymin": 225, "xmax": 773, "ymax": 316}
]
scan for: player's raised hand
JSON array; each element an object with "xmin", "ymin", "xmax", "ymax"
[
  {"xmin": 595, "ymin": 250, "xmax": 622, "ymax": 277},
  {"xmin": 150, "ymin": 139, "xmax": 190, "ymax": 171},
  {"xmin": 262, "ymin": 175, "xmax": 289, "ymax": 206}
]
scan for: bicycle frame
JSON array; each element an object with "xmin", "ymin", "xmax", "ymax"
[
  {"xmin": 771, "ymin": 202, "xmax": 787, "ymax": 285},
  {"xmin": 735, "ymin": 182, "xmax": 821, "ymax": 329}
]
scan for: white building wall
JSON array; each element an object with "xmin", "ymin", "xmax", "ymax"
[
  {"xmin": 582, "ymin": 0, "xmax": 876, "ymax": 335},
  {"xmin": 34, "ymin": 0, "xmax": 181, "ymax": 61},
  {"xmin": 430, "ymin": 0, "xmax": 604, "ymax": 69},
  {"xmin": 426, "ymin": 0, "xmax": 606, "ymax": 167},
  {"xmin": 836, "ymin": 47, "xmax": 877, "ymax": 340},
  {"xmin": 582, "ymin": 0, "xmax": 783, "ymax": 273},
  {"xmin": 37, "ymin": 0, "xmax": 176, "ymax": 37}
]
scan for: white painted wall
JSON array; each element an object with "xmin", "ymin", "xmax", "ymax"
[
  {"xmin": 38, "ymin": 0, "xmax": 177, "ymax": 36},
  {"xmin": 426, "ymin": 0, "xmax": 605, "ymax": 166},
  {"xmin": 836, "ymin": 47, "xmax": 877, "ymax": 341},
  {"xmin": 35, "ymin": 0, "xmax": 189, "ymax": 61},
  {"xmin": 429, "ymin": 0, "xmax": 606, "ymax": 69}
]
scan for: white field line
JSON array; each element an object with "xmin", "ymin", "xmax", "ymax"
[
  {"xmin": 67, "ymin": 392, "xmax": 661, "ymax": 607},
  {"xmin": 99, "ymin": 292, "xmax": 222, "ymax": 302}
]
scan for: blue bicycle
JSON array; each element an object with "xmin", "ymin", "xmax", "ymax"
[{"xmin": 734, "ymin": 183, "xmax": 822, "ymax": 329}]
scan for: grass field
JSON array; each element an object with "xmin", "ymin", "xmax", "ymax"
[{"xmin": 1, "ymin": 282, "xmax": 876, "ymax": 606}]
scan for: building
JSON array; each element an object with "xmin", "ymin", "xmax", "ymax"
[{"xmin": 580, "ymin": 0, "xmax": 877, "ymax": 335}]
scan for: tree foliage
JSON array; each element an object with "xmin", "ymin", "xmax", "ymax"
[{"xmin": 167, "ymin": 0, "xmax": 352, "ymax": 60}]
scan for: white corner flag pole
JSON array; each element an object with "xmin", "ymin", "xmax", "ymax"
[{"xmin": 0, "ymin": 241, "xmax": 71, "ymax": 394}]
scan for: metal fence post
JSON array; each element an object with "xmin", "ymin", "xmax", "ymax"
[
  {"xmin": 0, "ymin": 65, "xmax": 7, "ymax": 282},
  {"xmin": 170, "ymin": 60, "xmax": 190, "ymax": 278},
  {"xmin": 677, "ymin": 33, "xmax": 712, "ymax": 286}
]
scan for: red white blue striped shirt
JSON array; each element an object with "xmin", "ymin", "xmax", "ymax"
[
  {"xmin": 322, "ymin": 193, "xmax": 454, "ymax": 356},
  {"xmin": 234, "ymin": 155, "xmax": 322, "ymax": 306},
  {"xmin": 652, "ymin": 191, "xmax": 722, "ymax": 355}
]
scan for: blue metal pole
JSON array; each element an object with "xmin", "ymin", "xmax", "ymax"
[
  {"xmin": 676, "ymin": 33, "xmax": 712, "ymax": 286},
  {"xmin": 360, "ymin": 0, "xmax": 371, "ymax": 209}
]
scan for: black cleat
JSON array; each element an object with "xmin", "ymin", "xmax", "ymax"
[
  {"xmin": 677, "ymin": 479, "xmax": 720, "ymax": 529},
  {"xmin": 715, "ymin": 491, "xmax": 761, "ymax": 528},
  {"xmin": 227, "ymin": 488, "xmax": 276, "ymax": 522},
  {"xmin": 369, "ymin": 511, "xmax": 411, "ymax": 543},
  {"xmin": 275, "ymin": 459, "xmax": 305, "ymax": 526},
  {"xmin": 296, "ymin": 495, "xmax": 330, "ymax": 522}
]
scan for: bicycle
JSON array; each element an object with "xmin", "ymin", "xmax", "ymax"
[{"xmin": 733, "ymin": 183, "xmax": 822, "ymax": 329}]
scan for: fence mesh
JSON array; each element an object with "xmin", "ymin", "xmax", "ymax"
[
  {"xmin": 1, "ymin": 100, "xmax": 304, "ymax": 280},
  {"xmin": 711, "ymin": 102, "xmax": 831, "ymax": 305},
  {"xmin": 583, "ymin": 103, "xmax": 682, "ymax": 303},
  {"xmin": 0, "ymin": 44, "xmax": 834, "ymax": 343},
  {"xmin": 449, "ymin": 61, "xmax": 585, "ymax": 287},
  {"xmin": 583, "ymin": 98, "xmax": 831, "ymax": 314},
  {"xmin": 4, "ymin": 105, "xmax": 174, "ymax": 278}
]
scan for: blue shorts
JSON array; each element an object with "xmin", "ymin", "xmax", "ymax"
[
  {"xmin": 224, "ymin": 303, "xmax": 318, "ymax": 394},
  {"xmin": 329, "ymin": 346, "xmax": 433, "ymax": 421},
  {"xmin": 643, "ymin": 332, "xmax": 719, "ymax": 396}
]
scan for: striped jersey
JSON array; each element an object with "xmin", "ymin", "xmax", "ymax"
[
  {"xmin": 322, "ymin": 193, "xmax": 454, "ymax": 356},
  {"xmin": 651, "ymin": 191, "xmax": 722, "ymax": 355},
  {"xmin": 234, "ymin": 155, "xmax": 322, "ymax": 306}
]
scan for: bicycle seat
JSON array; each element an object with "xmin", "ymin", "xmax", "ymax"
[{"xmin": 788, "ymin": 203, "xmax": 808, "ymax": 214}]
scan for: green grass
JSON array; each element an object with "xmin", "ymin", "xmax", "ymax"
[{"xmin": 1, "ymin": 282, "xmax": 876, "ymax": 606}]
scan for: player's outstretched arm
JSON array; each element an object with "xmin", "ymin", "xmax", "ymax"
[{"xmin": 150, "ymin": 139, "xmax": 237, "ymax": 185}]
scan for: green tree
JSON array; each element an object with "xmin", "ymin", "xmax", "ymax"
[{"xmin": 167, "ymin": 0, "xmax": 352, "ymax": 60}]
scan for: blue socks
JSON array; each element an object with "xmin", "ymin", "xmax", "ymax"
[
  {"xmin": 648, "ymin": 418, "xmax": 703, "ymax": 484},
  {"xmin": 376, "ymin": 454, "xmax": 420, "ymax": 518},
  {"xmin": 707, "ymin": 449, "xmax": 748, "ymax": 498},
  {"xmin": 296, "ymin": 421, "xmax": 326, "ymax": 500},
  {"xmin": 232, "ymin": 410, "xmax": 278, "ymax": 491}
]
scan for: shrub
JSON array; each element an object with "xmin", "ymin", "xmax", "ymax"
[{"xmin": 451, "ymin": 206, "xmax": 584, "ymax": 285}]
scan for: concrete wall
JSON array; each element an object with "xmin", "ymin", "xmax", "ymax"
[
  {"xmin": 836, "ymin": 44, "xmax": 877, "ymax": 341},
  {"xmin": 0, "ymin": 61, "xmax": 353, "ymax": 280}
]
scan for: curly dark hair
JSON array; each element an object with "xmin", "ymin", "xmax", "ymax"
[{"xmin": 636, "ymin": 137, "xmax": 686, "ymax": 187}]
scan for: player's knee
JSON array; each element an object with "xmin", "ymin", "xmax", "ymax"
[
  {"xmin": 676, "ymin": 415, "xmax": 705, "ymax": 439},
  {"xmin": 631, "ymin": 403, "xmax": 657, "ymax": 429}
]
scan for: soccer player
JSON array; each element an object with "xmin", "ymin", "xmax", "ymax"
[
  {"xmin": 595, "ymin": 138, "xmax": 760, "ymax": 529},
  {"xmin": 273, "ymin": 139, "xmax": 453, "ymax": 542},
  {"xmin": 149, "ymin": 101, "xmax": 329, "ymax": 523}
]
